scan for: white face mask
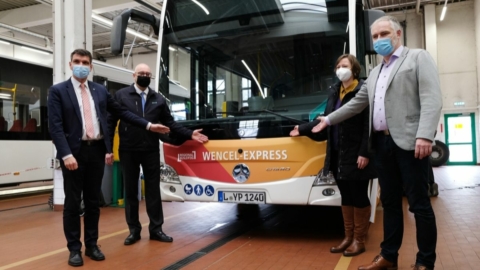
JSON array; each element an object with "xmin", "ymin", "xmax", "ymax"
[{"xmin": 336, "ymin": 67, "xmax": 352, "ymax": 82}]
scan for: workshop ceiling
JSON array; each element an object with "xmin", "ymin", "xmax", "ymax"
[{"xmin": 0, "ymin": 0, "xmax": 469, "ymax": 60}]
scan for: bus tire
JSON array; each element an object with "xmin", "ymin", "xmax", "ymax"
[{"xmin": 430, "ymin": 140, "xmax": 449, "ymax": 167}]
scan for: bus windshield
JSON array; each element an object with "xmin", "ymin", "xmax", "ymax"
[{"xmin": 161, "ymin": 0, "xmax": 360, "ymax": 139}]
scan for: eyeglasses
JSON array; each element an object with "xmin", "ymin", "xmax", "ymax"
[{"xmin": 136, "ymin": 72, "xmax": 152, "ymax": 77}]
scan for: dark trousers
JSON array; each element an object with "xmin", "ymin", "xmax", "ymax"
[
  {"xmin": 374, "ymin": 133, "xmax": 437, "ymax": 268},
  {"xmin": 61, "ymin": 141, "xmax": 106, "ymax": 251},
  {"xmin": 119, "ymin": 151, "xmax": 164, "ymax": 235},
  {"xmin": 330, "ymin": 150, "xmax": 371, "ymax": 208}
]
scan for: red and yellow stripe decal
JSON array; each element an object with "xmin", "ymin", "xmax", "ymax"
[{"xmin": 163, "ymin": 137, "xmax": 326, "ymax": 184}]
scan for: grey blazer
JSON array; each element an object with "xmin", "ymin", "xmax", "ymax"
[{"xmin": 328, "ymin": 47, "xmax": 442, "ymax": 151}]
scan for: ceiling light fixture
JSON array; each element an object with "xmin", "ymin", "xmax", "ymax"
[
  {"xmin": 440, "ymin": 0, "xmax": 448, "ymax": 21},
  {"xmin": 91, "ymin": 13, "xmax": 157, "ymax": 43},
  {"xmin": 0, "ymin": 40, "xmax": 10, "ymax": 45}
]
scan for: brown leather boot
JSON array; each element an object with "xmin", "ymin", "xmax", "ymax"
[
  {"xmin": 358, "ymin": 254, "xmax": 398, "ymax": 270},
  {"xmin": 344, "ymin": 206, "xmax": 371, "ymax": 256},
  {"xmin": 330, "ymin": 206, "xmax": 354, "ymax": 253}
]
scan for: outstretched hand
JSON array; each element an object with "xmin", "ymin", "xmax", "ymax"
[
  {"xmin": 290, "ymin": 125, "xmax": 299, "ymax": 137},
  {"xmin": 312, "ymin": 116, "xmax": 328, "ymax": 133},
  {"xmin": 192, "ymin": 129, "xmax": 208, "ymax": 143},
  {"xmin": 150, "ymin": 124, "xmax": 170, "ymax": 134}
]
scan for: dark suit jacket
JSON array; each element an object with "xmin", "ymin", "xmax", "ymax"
[
  {"xmin": 48, "ymin": 78, "xmax": 149, "ymax": 159},
  {"xmin": 108, "ymin": 84, "xmax": 193, "ymax": 152}
]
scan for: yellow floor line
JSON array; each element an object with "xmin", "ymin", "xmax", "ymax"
[
  {"xmin": 334, "ymin": 255, "xmax": 352, "ymax": 270},
  {"xmin": 0, "ymin": 204, "xmax": 211, "ymax": 270}
]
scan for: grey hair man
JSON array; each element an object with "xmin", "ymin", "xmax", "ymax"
[{"xmin": 312, "ymin": 15, "xmax": 442, "ymax": 270}]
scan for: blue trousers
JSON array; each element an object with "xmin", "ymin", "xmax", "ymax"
[{"xmin": 374, "ymin": 133, "xmax": 437, "ymax": 268}]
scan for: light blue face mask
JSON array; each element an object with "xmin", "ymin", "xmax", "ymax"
[
  {"xmin": 72, "ymin": 65, "xmax": 90, "ymax": 79},
  {"xmin": 373, "ymin": 38, "xmax": 394, "ymax": 56}
]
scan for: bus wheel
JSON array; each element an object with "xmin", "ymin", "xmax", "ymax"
[{"xmin": 430, "ymin": 140, "xmax": 449, "ymax": 167}]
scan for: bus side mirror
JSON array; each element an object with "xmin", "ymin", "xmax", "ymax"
[
  {"xmin": 363, "ymin": 10, "xmax": 385, "ymax": 54},
  {"xmin": 110, "ymin": 9, "xmax": 133, "ymax": 55}
]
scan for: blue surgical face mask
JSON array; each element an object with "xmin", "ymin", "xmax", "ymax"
[
  {"xmin": 373, "ymin": 38, "xmax": 395, "ymax": 56},
  {"xmin": 72, "ymin": 65, "xmax": 90, "ymax": 79}
]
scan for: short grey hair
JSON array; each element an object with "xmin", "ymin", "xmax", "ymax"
[{"xmin": 371, "ymin": 15, "xmax": 403, "ymax": 33}]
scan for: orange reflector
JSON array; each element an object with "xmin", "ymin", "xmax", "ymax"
[{"xmin": 13, "ymin": 172, "xmax": 20, "ymax": 176}]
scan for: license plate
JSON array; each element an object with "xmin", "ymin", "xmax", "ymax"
[{"xmin": 218, "ymin": 191, "xmax": 266, "ymax": 204}]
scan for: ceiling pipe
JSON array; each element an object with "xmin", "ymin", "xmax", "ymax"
[
  {"xmin": 416, "ymin": 0, "xmax": 422, "ymax": 14},
  {"xmin": 371, "ymin": 0, "xmax": 447, "ymax": 11},
  {"xmin": 0, "ymin": 22, "xmax": 51, "ymax": 48}
]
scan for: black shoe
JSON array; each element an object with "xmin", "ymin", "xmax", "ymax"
[
  {"xmin": 124, "ymin": 233, "xmax": 141, "ymax": 245},
  {"xmin": 150, "ymin": 231, "xmax": 173, "ymax": 242},
  {"xmin": 85, "ymin": 245, "xmax": 105, "ymax": 261},
  {"xmin": 68, "ymin": 251, "xmax": 83, "ymax": 267}
]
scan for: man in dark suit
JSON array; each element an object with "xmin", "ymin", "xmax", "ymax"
[
  {"xmin": 108, "ymin": 63, "xmax": 208, "ymax": 246},
  {"xmin": 48, "ymin": 49, "xmax": 169, "ymax": 267}
]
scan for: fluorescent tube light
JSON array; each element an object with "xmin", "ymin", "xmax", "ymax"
[
  {"xmin": 21, "ymin": 46, "xmax": 51, "ymax": 55},
  {"xmin": 242, "ymin": 60, "xmax": 265, "ymax": 99},
  {"xmin": 91, "ymin": 13, "xmax": 157, "ymax": 43},
  {"xmin": 0, "ymin": 40, "xmax": 10, "ymax": 45},
  {"xmin": 192, "ymin": 0, "xmax": 209, "ymax": 15},
  {"xmin": 440, "ymin": 0, "xmax": 448, "ymax": 21}
]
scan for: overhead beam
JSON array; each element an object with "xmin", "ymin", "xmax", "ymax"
[
  {"xmin": 0, "ymin": 0, "xmax": 142, "ymax": 29},
  {"xmin": 92, "ymin": 0, "xmax": 144, "ymax": 14}
]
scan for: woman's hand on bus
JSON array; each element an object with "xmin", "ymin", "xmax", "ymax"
[
  {"xmin": 150, "ymin": 124, "xmax": 170, "ymax": 134},
  {"xmin": 192, "ymin": 129, "xmax": 208, "ymax": 143},
  {"xmin": 290, "ymin": 125, "xmax": 299, "ymax": 137},
  {"xmin": 357, "ymin": 156, "xmax": 369, "ymax": 169},
  {"xmin": 64, "ymin": 156, "xmax": 78, "ymax": 170},
  {"xmin": 312, "ymin": 117, "xmax": 327, "ymax": 133},
  {"xmin": 105, "ymin": 153, "xmax": 114, "ymax": 165}
]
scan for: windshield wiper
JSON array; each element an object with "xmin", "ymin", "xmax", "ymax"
[
  {"xmin": 261, "ymin": 109, "xmax": 307, "ymax": 125},
  {"xmin": 217, "ymin": 109, "xmax": 306, "ymax": 124}
]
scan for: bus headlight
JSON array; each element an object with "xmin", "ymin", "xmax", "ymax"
[
  {"xmin": 312, "ymin": 169, "xmax": 336, "ymax": 186},
  {"xmin": 160, "ymin": 162, "xmax": 181, "ymax": 184}
]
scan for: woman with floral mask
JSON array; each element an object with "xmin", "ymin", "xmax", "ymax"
[{"xmin": 290, "ymin": 54, "xmax": 377, "ymax": 257}]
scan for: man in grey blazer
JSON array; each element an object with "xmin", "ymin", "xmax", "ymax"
[{"xmin": 312, "ymin": 16, "xmax": 441, "ymax": 270}]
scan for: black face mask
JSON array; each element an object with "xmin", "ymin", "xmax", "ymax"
[{"xmin": 136, "ymin": 76, "xmax": 151, "ymax": 88}]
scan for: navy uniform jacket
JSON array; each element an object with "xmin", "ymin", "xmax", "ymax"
[
  {"xmin": 108, "ymin": 84, "xmax": 193, "ymax": 152},
  {"xmin": 48, "ymin": 79, "xmax": 149, "ymax": 159}
]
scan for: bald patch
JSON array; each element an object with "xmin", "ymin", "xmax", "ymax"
[{"xmin": 135, "ymin": 63, "xmax": 151, "ymax": 73}]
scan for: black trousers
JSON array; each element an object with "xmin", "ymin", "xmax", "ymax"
[
  {"xmin": 374, "ymin": 133, "xmax": 437, "ymax": 268},
  {"xmin": 119, "ymin": 150, "xmax": 164, "ymax": 235},
  {"xmin": 330, "ymin": 150, "xmax": 371, "ymax": 208},
  {"xmin": 61, "ymin": 140, "xmax": 106, "ymax": 251}
]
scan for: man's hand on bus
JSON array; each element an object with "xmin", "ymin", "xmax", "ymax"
[
  {"xmin": 312, "ymin": 117, "xmax": 328, "ymax": 133},
  {"xmin": 150, "ymin": 124, "xmax": 170, "ymax": 134},
  {"xmin": 415, "ymin": 138, "xmax": 433, "ymax": 159},
  {"xmin": 192, "ymin": 129, "xmax": 208, "ymax": 143},
  {"xmin": 105, "ymin": 153, "xmax": 114, "ymax": 165},
  {"xmin": 290, "ymin": 125, "xmax": 299, "ymax": 137},
  {"xmin": 64, "ymin": 156, "xmax": 78, "ymax": 170},
  {"xmin": 357, "ymin": 156, "xmax": 369, "ymax": 169}
]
